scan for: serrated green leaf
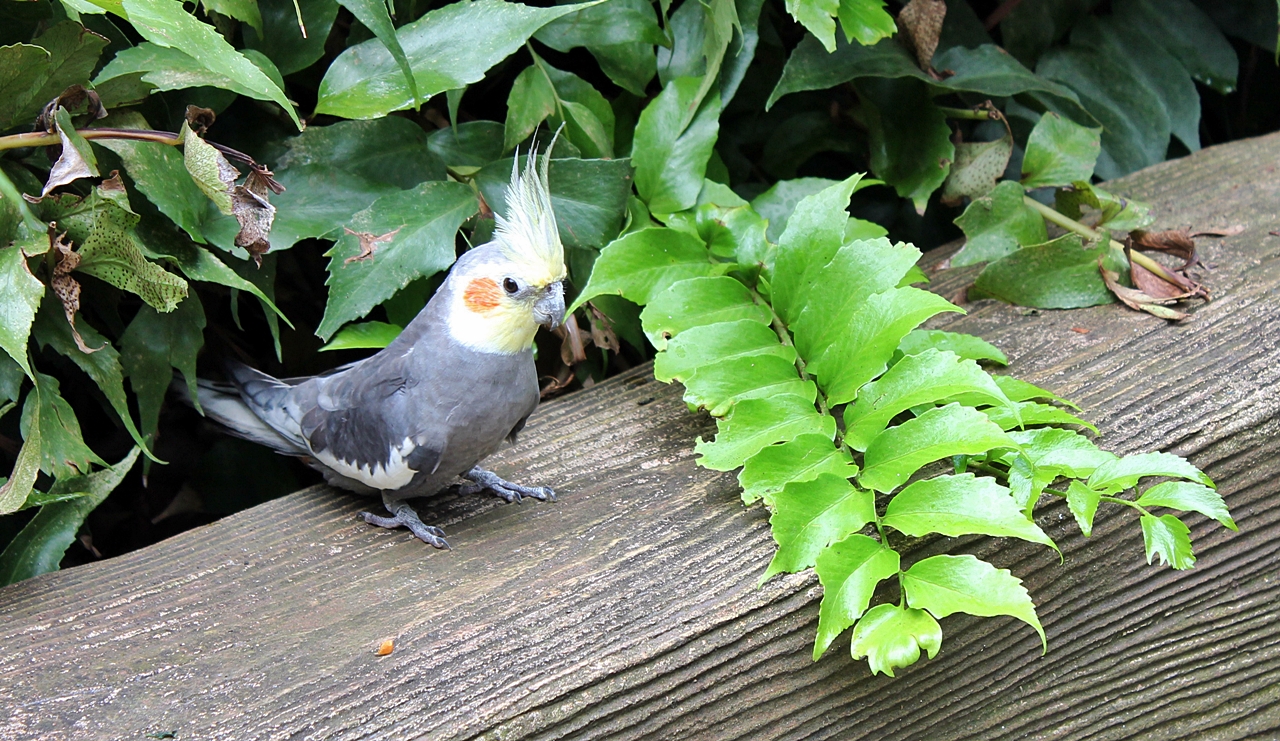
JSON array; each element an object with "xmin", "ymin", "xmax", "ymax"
[
  {"xmin": 896, "ymin": 329, "xmax": 1007, "ymax": 366},
  {"xmin": 762, "ymin": 473, "xmax": 875, "ymax": 582},
  {"xmin": 476, "ymin": 156, "xmax": 633, "ymax": 251},
  {"xmin": 640, "ymin": 276, "xmax": 770, "ymax": 350},
  {"xmin": 844, "ymin": 350, "xmax": 1013, "ymax": 451},
  {"xmin": 684, "ymin": 353, "xmax": 815, "ymax": 417},
  {"xmin": 319, "ymin": 320, "xmax": 403, "ymax": 351},
  {"xmin": 1136, "ymin": 481, "xmax": 1235, "ymax": 531},
  {"xmin": 94, "ymin": 43, "xmax": 287, "ymax": 102},
  {"xmin": 655, "ymin": 319, "xmax": 794, "ymax": 384},
  {"xmin": 120, "ymin": 0, "xmax": 299, "ymax": 128},
  {"xmin": 33, "ymin": 295, "xmax": 157, "ymax": 462},
  {"xmin": 274, "ymin": 117, "xmax": 447, "ymax": 190},
  {"xmin": 428, "ymin": 121, "xmax": 506, "ymax": 168},
  {"xmin": 972, "ymin": 233, "xmax": 1114, "ymax": 310},
  {"xmin": 181, "ymin": 123, "xmax": 237, "ymax": 217},
  {"xmin": 0, "ymin": 396, "xmax": 41, "ymax": 514},
  {"xmin": 806, "ymin": 287, "xmax": 962, "ymax": 405},
  {"xmin": 21, "ymin": 372, "xmax": 107, "ymax": 478},
  {"xmin": 504, "ymin": 65, "xmax": 558, "ymax": 152},
  {"xmin": 1065, "ymin": 479, "xmax": 1102, "ymax": 537},
  {"xmin": 1054, "ymin": 181, "xmax": 1154, "ymax": 232},
  {"xmin": 0, "ymin": 22, "xmax": 108, "ymax": 131},
  {"xmin": 942, "ymin": 132, "xmax": 1013, "ymax": 205},
  {"xmin": 0, "ymin": 447, "xmax": 140, "ymax": 586},
  {"xmin": 0, "ymin": 244, "xmax": 43, "ymax": 379},
  {"xmin": 837, "ymin": 0, "xmax": 895, "ymax": 45},
  {"xmin": 1088, "ymin": 451, "xmax": 1214, "ymax": 493},
  {"xmin": 903, "ymin": 554, "xmax": 1045, "ymax": 650},
  {"xmin": 317, "ymin": 0, "xmax": 597, "ymax": 119},
  {"xmin": 1020, "ymin": 112, "xmax": 1102, "ymax": 189},
  {"xmin": 335, "ymin": 0, "xmax": 421, "ymax": 108},
  {"xmin": 952, "ymin": 180, "xmax": 1047, "ymax": 267},
  {"xmin": 786, "ymin": 0, "xmax": 840, "ymax": 53},
  {"xmin": 632, "ymin": 77, "xmax": 722, "ymax": 214},
  {"xmin": 751, "ymin": 177, "xmax": 840, "ymax": 243},
  {"xmin": 814, "ymin": 534, "xmax": 899, "ymax": 659},
  {"xmin": 739, "ymin": 433, "xmax": 856, "ymax": 506},
  {"xmin": 860, "ymin": 403, "xmax": 1013, "ymax": 493},
  {"xmin": 243, "ymin": 0, "xmax": 339, "ymax": 76},
  {"xmin": 884, "ymin": 473, "xmax": 1057, "ymax": 550},
  {"xmin": 570, "ymin": 228, "xmax": 716, "ymax": 312},
  {"xmin": 993, "ymin": 375, "xmax": 1079, "ymax": 408},
  {"xmin": 120, "ymin": 298, "xmax": 206, "ymax": 443},
  {"xmin": 317, "ymin": 180, "xmax": 476, "ymax": 340},
  {"xmin": 1140, "ymin": 513, "xmax": 1195, "ymax": 569},
  {"xmin": 850, "ymin": 604, "xmax": 941, "ymax": 677},
  {"xmin": 545, "ymin": 64, "xmax": 615, "ymax": 159},
  {"xmin": 771, "ymin": 174, "xmax": 866, "ymax": 323},
  {"xmin": 695, "ymin": 393, "xmax": 836, "ymax": 471},
  {"xmin": 1006, "ymin": 427, "xmax": 1115, "ymax": 479},
  {"xmin": 202, "ymin": 0, "xmax": 264, "ymax": 33},
  {"xmin": 981, "ymin": 401, "xmax": 1096, "ymax": 433},
  {"xmin": 791, "ymin": 237, "xmax": 921, "ymax": 361},
  {"xmin": 854, "ymin": 77, "xmax": 953, "ymax": 213}
]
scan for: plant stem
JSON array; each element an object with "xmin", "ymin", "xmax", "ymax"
[
  {"xmin": 938, "ymin": 107, "xmax": 992, "ymax": 120},
  {"xmin": 0, "ymin": 128, "xmax": 259, "ymax": 166},
  {"xmin": 1021, "ymin": 195, "xmax": 1185, "ymax": 285},
  {"xmin": 1100, "ymin": 495, "xmax": 1152, "ymax": 517}
]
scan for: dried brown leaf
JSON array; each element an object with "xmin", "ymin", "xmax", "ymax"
[
  {"xmin": 234, "ymin": 167, "xmax": 280, "ymax": 267},
  {"xmin": 1100, "ymin": 260, "xmax": 1189, "ymax": 321},
  {"xmin": 586, "ymin": 304, "xmax": 620, "ymax": 354},
  {"xmin": 341, "ymin": 225, "xmax": 402, "ymax": 265},
  {"xmin": 36, "ymin": 85, "xmax": 106, "ymax": 132},
  {"xmin": 1131, "ymin": 229, "xmax": 1197, "ymax": 267},
  {"xmin": 1188, "ymin": 225, "xmax": 1244, "ymax": 238},
  {"xmin": 49, "ymin": 229, "xmax": 101, "ymax": 353},
  {"xmin": 557, "ymin": 312, "xmax": 587, "ymax": 365},
  {"xmin": 185, "ymin": 105, "xmax": 216, "ymax": 136},
  {"xmin": 898, "ymin": 0, "xmax": 947, "ymax": 71}
]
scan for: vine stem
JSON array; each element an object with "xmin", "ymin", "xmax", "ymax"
[
  {"xmin": 1021, "ymin": 195, "xmax": 1185, "ymax": 286},
  {"xmin": 938, "ymin": 107, "xmax": 993, "ymax": 120},
  {"xmin": 0, "ymin": 128, "xmax": 260, "ymax": 166},
  {"xmin": 1100, "ymin": 495, "xmax": 1152, "ymax": 517}
]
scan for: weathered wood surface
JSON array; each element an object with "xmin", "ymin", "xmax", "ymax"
[{"xmin": 3, "ymin": 133, "xmax": 1279, "ymax": 741}]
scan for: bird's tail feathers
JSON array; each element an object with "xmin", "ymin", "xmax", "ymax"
[{"xmin": 176, "ymin": 376, "xmax": 306, "ymax": 456}]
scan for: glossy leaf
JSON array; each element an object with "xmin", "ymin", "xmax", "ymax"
[
  {"xmin": 504, "ymin": 65, "xmax": 558, "ymax": 152},
  {"xmin": 95, "ymin": 43, "xmax": 287, "ymax": 101},
  {"xmin": 695, "ymin": 394, "xmax": 836, "ymax": 471},
  {"xmin": 316, "ymin": 0, "xmax": 596, "ymax": 119},
  {"xmin": 1140, "ymin": 514, "xmax": 1195, "ymax": 569},
  {"xmin": 844, "ymin": 349, "xmax": 1013, "ymax": 451},
  {"xmin": 771, "ymin": 174, "xmax": 866, "ymax": 323},
  {"xmin": 318, "ymin": 181, "xmax": 477, "ymax": 340},
  {"xmin": 762, "ymin": 473, "xmax": 875, "ymax": 582},
  {"xmin": 814, "ymin": 534, "xmax": 899, "ymax": 659},
  {"xmin": 244, "ymin": 0, "xmax": 339, "ymax": 76},
  {"xmin": 896, "ymin": 329, "xmax": 1007, "ymax": 366},
  {"xmin": 981, "ymin": 401, "xmax": 1096, "ymax": 433},
  {"xmin": 884, "ymin": 473, "xmax": 1056, "ymax": 550},
  {"xmin": 120, "ymin": 298, "xmax": 206, "ymax": 444},
  {"xmin": 902, "ymin": 554, "xmax": 1045, "ymax": 650},
  {"xmin": 0, "ymin": 447, "xmax": 140, "ymax": 586},
  {"xmin": 1066, "ymin": 479, "xmax": 1102, "ymax": 537},
  {"xmin": 640, "ymin": 276, "xmax": 770, "ymax": 350},
  {"xmin": 952, "ymin": 180, "xmax": 1047, "ymax": 267},
  {"xmin": 739, "ymin": 433, "xmax": 856, "ymax": 506},
  {"xmin": 751, "ymin": 177, "xmax": 840, "ymax": 243},
  {"xmin": 273, "ymin": 117, "xmax": 446, "ymax": 190},
  {"xmin": 684, "ymin": 353, "xmax": 815, "ymax": 417},
  {"xmin": 972, "ymin": 233, "xmax": 1114, "ymax": 309},
  {"xmin": 428, "ymin": 121, "xmax": 507, "ymax": 168},
  {"xmin": 0, "ymin": 244, "xmax": 43, "ymax": 378},
  {"xmin": 570, "ymin": 228, "xmax": 716, "ymax": 311},
  {"xmin": 475, "ymin": 156, "xmax": 633, "ymax": 250},
  {"xmin": 537, "ymin": 0, "xmax": 663, "ymax": 96},
  {"xmin": 853, "ymin": 77, "xmax": 953, "ymax": 213},
  {"xmin": 336, "ymin": 0, "xmax": 421, "ymax": 107},
  {"xmin": 0, "ymin": 22, "xmax": 107, "ymax": 131},
  {"xmin": 860, "ymin": 403, "xmax": 1013, "ymax": 493},
  {"xmin": 850, "ymin": 604, "xmax": 942, "ymax": 677},
  {"xmin": 654, "ymin": 319, "xmax": 794, "ymax": 384},
  {"xmin": 1088, "ymin": 451, "xmax": 1214, "ymax": 493},
  {"xmin": 1136, "ymin": 481, "xmax": 1236, "ymax": 531},
  {"xmin": 1020, "ymin": 112, "xmax": 1102, "ymax": 189},
  {"xmin": 320, "ymin": 320, "xmax": 403, "ymax": 351},
  {"xmin": 632, "ymin": 77, "xmax": 722, "ymax": 214}
]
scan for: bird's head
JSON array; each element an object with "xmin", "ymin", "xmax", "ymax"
[{"xmin": 445, "ymin": 146, "xmax": 567, "ymax": 355}]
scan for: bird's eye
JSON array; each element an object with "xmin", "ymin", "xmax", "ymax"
[{"xmin": 503, "ymin": 277, "xmax": 519, "ymax": 294}]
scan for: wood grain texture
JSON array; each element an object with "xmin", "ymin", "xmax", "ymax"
[{"xmin": 2, "ymin": 133, "xmax": 1279, "ymax": 741}]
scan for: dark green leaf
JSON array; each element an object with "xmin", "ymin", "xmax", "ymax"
[
  {"xmin": 535, "ymin": 0, "xmax": 665, "ymax": 96},
  {"xmin": 654, "ymin": 319, "xmax": 795, "ymax": 385},
  {"xmin": 0, "ymin": 447, "xmax": 140, "ymax": 586},
  {"xmin": 860, "ymin": 403, "xmax": 1013, "ymax": 493},
  {"xmin": 120, "ymin": 298, "xmax": 206, "ymax": 443},
  {"xmin": 1088, "ymin": 451, "xmax": 1214, "ymax": 493},
  {"xmin": 1140, "ymin": 513, "xmax": 1195, "ymax": 569},
  {"xmin": 813, "ymin": 534, "xmax": 899, "ymax": 659},
  {"xmin": 319, "ymin": 320, "xmax": 403, "ymax": 351},
  {"xmin": 570, "ymin": 227, "xmax": 717, "ymax": 311},
  {"xmin": 941, "ymin": 131, "xmax": 1013, "ymax": 205},
  {"xmin": 762, "ymin": 473, "xmax": 875, "ymax": 581},
  {"xmin": 274, "ymin": 117, "xmax": 446, "ymax": 190},
  {"xmin": 0, "ymin": 244, "xmax": 43, "ymax": 378},
  {"xmin": 973, "ymin": 233, "xmax": 1114, "ymax": 309},
  {"xmin": 1136, "ymin": 481, "xmax": 1235, "ymax": 531},
  {"xmin": 317, "ymin": 180, "xmax": 476, "ymax": 340},
  {"xmin": 0, "ymin": 44, "xmax": 54, "ymax": 131},
  {"xmin": 1020, "ymin": 112, "xmax": 1102, "ymax": 189},
  {"xmin": 640, "ymin": 276, "xmax": 770, "ymax": 350},
  {"xmin": 632, "ymin": 77, "xmax": 722, "ymax": 214},
  {"xmin": 854, "ymin": 77, "xmax": 953, "ymax": 212},
  {"xmin": 21, "ymin": 372, "xmax": 107, "ymax": 478},
  {"xmin": 0, "ymin": 395, "xmax": 41, "ymax": 514},
  {"xmin": 952, "ymin": 180, "xmax": 1047, "ymax": 267},
  {"xmin": 902, "ymin": 553, "xmax": 1045, "ymax": 650},
  {"xmin": 504, "ymin": 65, "xmax": 558, "ymax": 152},
  {"xmin": 336, "ymin": 0, "xmax": 421, "ymax": 107},
  {"xmin": 738, "ymin": 433, "xmax": 856, "ymax": 506},
  {"xmin": 257, "ymin": 165, "xmax": 398, "ymax": 252},
  {"xmin": 202, "ymin": 0, "xmax": 263, "ymax": 33},
  {"xmin": 695, "ymin": 393, "xmax": 836, "ymax": 471},
  {"xmin": 884, "ymin": 473, "xmax": 1056, "ymax": 550},
  {"xmin": 428, "ymin": 121, "xmax": 506, "ymax": 168},
  {"xmin": 244, "ymin": 0, "xmax": 338, "ymax": 76},
  {"xmin": 476, "ymin": 156, "xmax": 632, "ymax": 250},
  {"xmin": 0, "ymin": 22, "xmax": 108, "ymax": 131},
  {"xmin": 316, "ymin": 0, "xmax": 596, "ymax": 119},
  {"xmin": 849, "ymin": 604, "xmax": 941, "ymax": 677}
]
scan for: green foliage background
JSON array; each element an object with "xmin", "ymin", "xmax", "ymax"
[{"xmin": 0, "ymin": 0, "xmax": 1273, "ymax": 672}]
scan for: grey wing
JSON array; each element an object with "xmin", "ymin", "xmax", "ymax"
[{"xmin": 298, "ymin": 359, "xmax": 442, "ymax": 491}]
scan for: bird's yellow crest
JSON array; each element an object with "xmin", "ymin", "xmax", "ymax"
[{"xmin": 493, "ymin": 142, "xmax": 567, "ymax": 288}]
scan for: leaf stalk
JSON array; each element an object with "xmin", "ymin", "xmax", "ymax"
[{"xmin": 1021, "ymin": 195, "xmax": 1184, "ymax": 286}]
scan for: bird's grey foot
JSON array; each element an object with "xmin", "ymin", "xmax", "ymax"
[
  {"xmin": 360, "ymin": 494, "xmax": 450, "ymax": 549},
  {"xmin": 459, "ymin": 466, "xmax": 556, "ymax": 504}
]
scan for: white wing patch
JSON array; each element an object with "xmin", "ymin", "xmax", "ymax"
[{"xmin": 313, "ymin": 437, "xmax": 418, "ymax": 490}]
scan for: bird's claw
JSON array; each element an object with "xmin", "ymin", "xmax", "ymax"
[
  {"xmin": 360, "ymin": 500, "xmax": 451, "ymax": 549},
  {"xmin": 461, "ymin": 466, "xmax": 556, "ymax": 504}
]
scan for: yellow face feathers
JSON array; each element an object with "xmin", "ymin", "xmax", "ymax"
[{"xmin": 493, "ymin": 146, "xmax": 567, "ymax": 287}]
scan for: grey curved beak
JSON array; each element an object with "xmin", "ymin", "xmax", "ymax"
[{"xmin": 535, "ymin": 281, "xmax": 566, "ymax": 330}]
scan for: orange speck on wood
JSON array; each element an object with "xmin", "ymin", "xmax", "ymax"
[
  {"xmin": 376, "ymin": 639, "xmax": 394, "ymax": 656},
  {"xmin": 464, "ymin": 277, "xmax": 502, "ymax": 313}
]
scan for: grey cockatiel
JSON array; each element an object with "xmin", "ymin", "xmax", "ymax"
[{"xmin": 193, "ymin": 150, "xmax": 567, "ymax": 549}]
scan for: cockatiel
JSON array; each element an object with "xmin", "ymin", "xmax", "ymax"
[{"xmin": 194, "ymin": 149, "xmax": 567, "ymax": 549}]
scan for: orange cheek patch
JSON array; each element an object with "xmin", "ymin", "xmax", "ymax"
[{"xmin": 463, "ymin": 277, "xmax": 502, "ymax": 313}]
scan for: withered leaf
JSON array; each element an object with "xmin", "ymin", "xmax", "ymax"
[
  {"xmin": 1130, "ymin": 259, "xmax": 1198, "ymax": 301},
  {"xmin": 1189, "ymin": 225, "xmax": 1244, "ymax": 238},
  {"xmin": 587, "ymin": 304, "xmax": 620, "ymax": 354},
  {"xmin": 1131, "ymin": 229, "xmax": 1197, "ymax": 268},
  {"xmin": 49, "ymin": 229, "xmax": 101, "ymax": 354},
  {"xmin": 36, "ymin": 85, "xmax": 106, "ymax": 132},
  {"xmin": 234, "ymin": 168, "xmax": 280, "ymax": 266},
  {"xmin": 341, "ymin": 225, "xmax": 403, "ymax": 264},
  {"xmin": 558, "ymin": 312, "xmax": 587, "ymax": 366},
  {"xmin": 36, "ymin": 107, "xmax": 100, "ymax": 199},
  {"xmin": 185, "ymin": 105, "xmax": 216, "ymax": 136},
  {"xmin": 898, "ymin": 0, "xmax": 947, "ymax": 72},
  {"xmin": 1099, "ymin": 260, "xmax": 1189, "ymax": 321}
]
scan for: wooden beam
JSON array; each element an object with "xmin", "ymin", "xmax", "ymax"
[{"xmin": 2, "ymin": 132, "xmax": 1279, "ymax": 740}]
